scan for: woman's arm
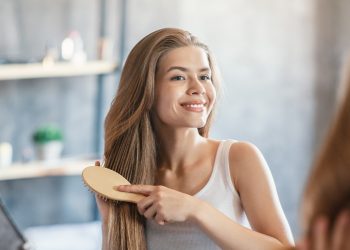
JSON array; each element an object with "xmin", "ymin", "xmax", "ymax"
[
  {"xmin": 193, "ymin": 199, "xmax": 291, "ymax": 250},
  {"xmin": 228, "ymin": 141, "xmax": 294, "ymax": 246},
  {"xmin": 189, "ymin": 139, "xmax": 295, "ymax": 249}
]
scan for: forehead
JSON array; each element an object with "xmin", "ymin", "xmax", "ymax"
[{"xmin": 157, "ymin": 46, "xmax": 210, "ymax": 73}]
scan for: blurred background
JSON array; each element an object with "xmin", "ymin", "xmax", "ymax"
[{"xmin": 0, "ymin": 0, "xmax": 349, "ymax": 249}]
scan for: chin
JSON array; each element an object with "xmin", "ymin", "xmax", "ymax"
[{"xmin": 191, "ymin": 120, "xmax": 207, "ymax": 128}]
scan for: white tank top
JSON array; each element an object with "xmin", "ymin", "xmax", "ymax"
[{"xmin": 146, "ymin": 140, "xmax": 246, "ymax": 250}]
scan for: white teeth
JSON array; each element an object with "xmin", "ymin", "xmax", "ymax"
[{"xmin": 185, "ymin": 104, "xmax": 204, "ymax": 108}]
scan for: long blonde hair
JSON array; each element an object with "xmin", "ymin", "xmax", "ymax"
[
  {"xmin": 303, "ymin": 56, "xmax": 350, "ymax": 237},
  {"xmin": 103, "ymin": 28, "xmax": 221, "ymax": 249}
]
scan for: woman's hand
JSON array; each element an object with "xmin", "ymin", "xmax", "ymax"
[
  {"xmin": 117, "ymin": 184, "xmax": 201, "ymax": 225},
  {"xmin": 94, "ymin": 160, "xmax": 109, "ymax": 223},
  {"xmin": 297, "ymin": 211, "xmax": 350, "ymax": 250}
]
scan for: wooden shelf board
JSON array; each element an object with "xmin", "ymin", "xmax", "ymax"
[{"xmin": 0, "ymin": 60, "xmax": 118, "ymax": 80}]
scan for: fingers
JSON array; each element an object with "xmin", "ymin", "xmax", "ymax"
[
  {"xmin": 296, "ymin": 237, "xmax": 309, "ymax": 250},
  {"xmin": 137, "ymin": 196, "xmax": 154, "ymax": 214},
  {"xmin": 155, "ymin": 212, "xmax": 166, "ymax": 225},
  {"xmin": 331, "ymin": 210, "xmax": 350, "ymax": 250},
  {"xmin": 114, "ymin": 184, "xmax": 169, "ymax": 225},
  {"xmin": 135, "ymin": 194, "xmax": 166, "ymax": 225},
  {"xmin": 306, "ymin": 211, "xmax": 350, "ymax": 250},
  {"xmin": 143, "ymin": 203, "xmax": 158, "ymax": 219},
  {"xmin": 115, "ymin": 184, "xmax": 157, "ymax": 195},
  {"xmin": 313, "ymin": 216, "xmax": 328, "ymax": 250},
  {"xmin": 139, "ymin": 200, "xmax": 166, "ymax": 225}
]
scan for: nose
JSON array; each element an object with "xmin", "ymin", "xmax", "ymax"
[{"xmin": 187, "ymin": 78, "xmax": 206, "ymax": 96}]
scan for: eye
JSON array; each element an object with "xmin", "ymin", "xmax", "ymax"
[
  {"xmin": 199, "ymin": 74, "xmax": 211, "ymax": 81},
  {"xmin": 170, "ymin": 75, "xmax": 185, "ymax": 81}
]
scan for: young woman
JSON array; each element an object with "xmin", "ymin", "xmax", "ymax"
[{"xmin": 97, "ymin": 28, "xmax": 294, "ymax": 249}]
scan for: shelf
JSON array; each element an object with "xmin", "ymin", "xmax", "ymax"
[
  {"xmin": 0, "ymin": 159, "xmax": 95, "ymax": 180},
  {"xmin": 0, "ymin": 60, "xmax": 118, "ymax": 80}
]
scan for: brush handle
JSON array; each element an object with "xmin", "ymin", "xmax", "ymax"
[{"xmin": 117, "ymin": 190, "xmax": 145, "ymax": 203}]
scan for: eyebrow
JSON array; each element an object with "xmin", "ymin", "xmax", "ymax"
[{"xmin": 166, "ymin": 66, "xmax": 210, "ymax": 73}]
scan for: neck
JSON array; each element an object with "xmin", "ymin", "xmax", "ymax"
[{"xmin": 156, "ymin": 127, "xmax": 206, "ymax": 171}]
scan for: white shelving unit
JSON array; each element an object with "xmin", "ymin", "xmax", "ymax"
[
  {"xmin": 0, "ymin": 60, "xmax": 118, "ymax": 81},
  {"xmin": 0, "ymin": 61, "xmax": 116, "ymax": 180},
  {"xmin": 0, "ymin": 159, "xmax": 94, "ymax": 181},
  {"xmin": 0, "ymin": 0, "xmax": 126, "ymax": 184},
  {"xmin": 0, "ymin": 60, "xmax": 117, "ymax": 180},
  {"xmin": 0, "ymin": 0, "xmax": 127, "ymax": 227}
]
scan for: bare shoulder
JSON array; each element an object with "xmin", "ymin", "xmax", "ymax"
[
  {"xmin": 229, "ymin": 141, "xmax": 264, "ymax": 163},
  {"xmin": 228, "ymin": 141, "xmax": 269, "ymax": 192}
]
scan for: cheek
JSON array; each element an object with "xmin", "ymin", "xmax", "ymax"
[
  {"xmin": 153, "ymin": 93, "xmax": 178, "ymax": 119},
  {"xmin": 207, "ymin": 85, "xmax": 217, "ymax": 111}
]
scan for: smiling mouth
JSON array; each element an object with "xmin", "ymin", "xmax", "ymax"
[{"xmin": 181, "ymin": 103, "xmax": 207, "ymax": 112}]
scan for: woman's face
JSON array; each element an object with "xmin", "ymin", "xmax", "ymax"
[{"xmin": 152, "ymin": 46, "xmax": 216, "ymax": 130}]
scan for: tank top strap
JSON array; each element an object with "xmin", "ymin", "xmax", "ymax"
[{"xmin": 220, "ymin": 140, "xmax": 240, "ymax": 199}]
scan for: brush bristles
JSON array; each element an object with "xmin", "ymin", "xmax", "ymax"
[{"xmin": 81, "ymin": 177, "xmax": 120, "ymax": 205}]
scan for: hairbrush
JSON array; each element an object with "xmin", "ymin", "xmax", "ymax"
[{"xmin": 82, "ymin": 166, "xmax": 145, "ymax": 203}]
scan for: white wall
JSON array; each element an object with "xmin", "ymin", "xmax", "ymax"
[{"xmin": 123, "ymin": 0, "xmax": 349, "ymax": 236}]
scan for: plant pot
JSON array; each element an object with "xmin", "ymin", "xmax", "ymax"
[{"xmin": 35, "ymin": 141, "xmax": 63, "ymax": 162}]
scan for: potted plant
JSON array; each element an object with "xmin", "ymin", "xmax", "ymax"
[{"xmin": 32, "ymin": 125, "xmax": 63, "ymax": 161}]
